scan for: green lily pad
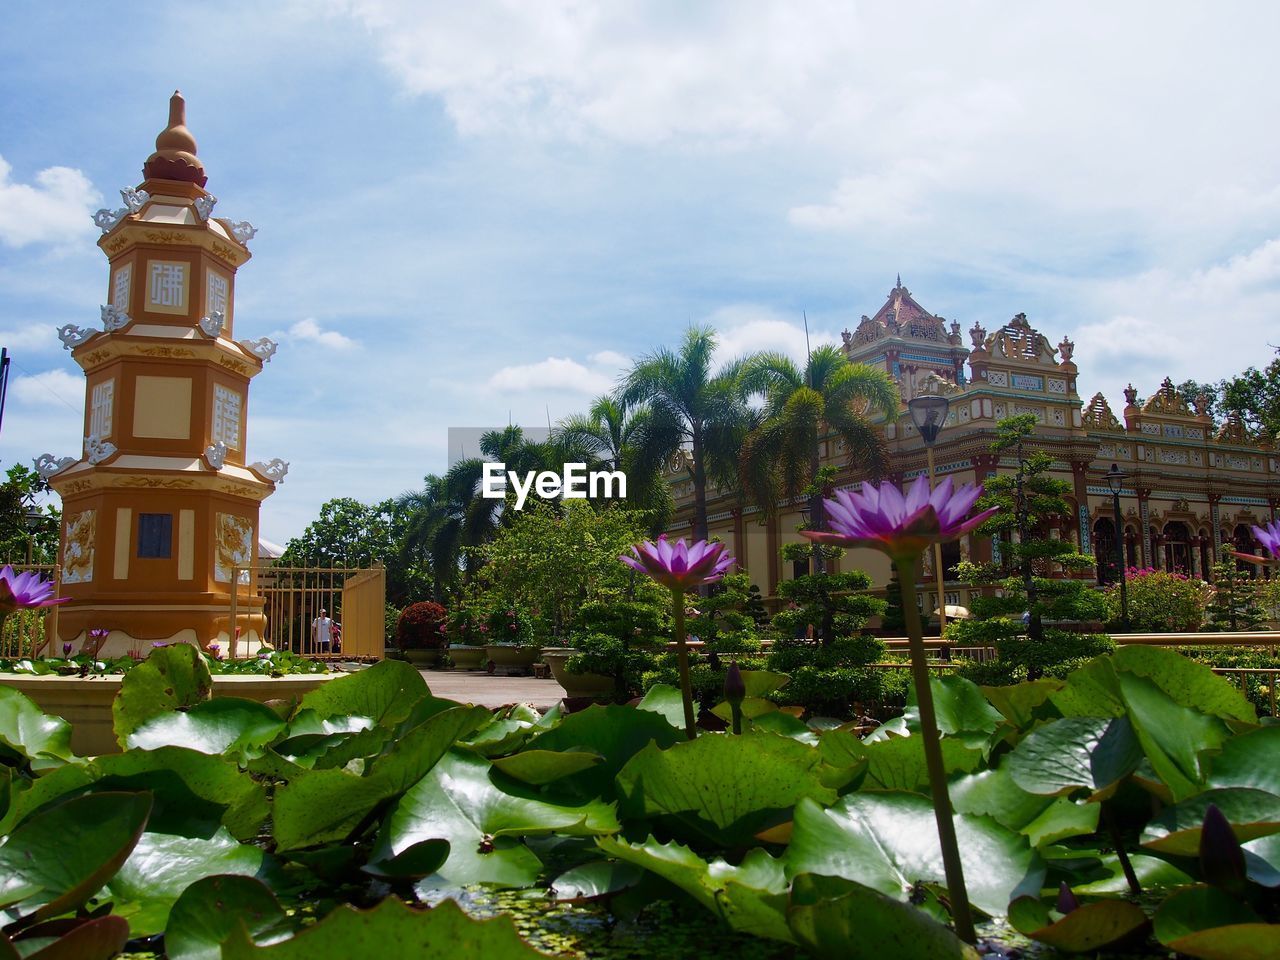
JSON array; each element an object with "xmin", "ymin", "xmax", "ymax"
[
  {"xmin": 125, "ymin": 697, "xmax": 286, "ymax": 759},
  {"xmin": 861, "ymin": 734, "xmax": 984, "ymax": 793},
  {"xmin": 615, "ymin": 732, "xmax": 836, "ymax": 844},
  {"xmin": 787, "ymin": 873, "xmax": 980, "ymax": 960},
  {"xmin": 1209, "ymin": 726, "xmax": 1280, "ymax": 794},
  {"xmin": 551, "ymin": 860, "xmax": 644, "ymax": 900},
  {"xmin": 6, "ymin": 915, "xmax": 131, "ymax": 960},
  {"xmin": 1141, "ymin": 788, "xmax": 1280, "ymax": 856},
  {"xmin": 950, "ymin": 767, "xmax": 1099, "ymax": 847},
  {"xmin": 0, "ymin": 791, "xmax": 151, "ymax": 923},
  {"xmin": 1051, "ymin": 655, "xmax": 1125, "ymax": 719},
  {"xmin": 1005, "ymin": 716, "xmax": 1141, "ymax": 799},
  {"xmin": 220, "ymin": 897, "xmax": 548, "ymax": 958},
  {"xmin": 1113, "ymin": 645, "xmax": 1257, "ymax": 724},
  {"xmin": 273, "ymin": 704, "xmax": 490, "ymax": 851},
  {"xmin": 1118, "ymin": 671, "xmax": 1230, "ymax": 801},
  {"xmin": 104, "ymin": 827, "xmax": 271, "ymax": 936},
  {"xmin": 741, "ymin": 670, "xmax": 790, "ymax": 697},
  {"xmin": 0, "ymin": 686, "xmax": 73, "ymax": 762},
  {"xmin": 295, "ymin": 658, "xmax": 429, "ymax": 727},
  {"xmin": 1008, "ymin": 895, "xmax": 1149, "ymax": 953},
  {"xmin": 1071, "ymin": 853, "xmax": 1194, "ymax": 895},
  {"xmin": 910, "ymin": 674, "xmax": 1006, "ymax": 753},
  {"xmin": 378, "ymin": 749, "xmax": 620, "ymax": 889},
  {"xmin": 112, "ymin": 643, "xmax": 213, "ymax": 745},
  {"xmin": 490, "ymin": 749, "xmax": 604, "ymax": 785},
  {"xmin": 165, "ymin": 875, "xmax": 293, "ymax": 960},
  {"xmin": 980, "ymin": 679, "xmax": 1064, "ymax": 731},
  {"xmin": 786, "ymin": 792, "xmax": 1044, "ymax": 917},
  {"xmin": 597, "ymin": 835, "xmax": 792, "ymax": 942},
  {"xmin": 362, "ymin": 839, "xmax": 451, "ymax": 880},
  {"xmin": 634, "ymin": 684, "xmax": 685, "ymax": 728},
  {"xmin": 1153, "ymin": 883, "xmax": 1268, "ymax": 958}
]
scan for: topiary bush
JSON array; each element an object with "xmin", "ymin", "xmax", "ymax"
[{"xmin": 395, "ymin": 601, "xmax": 448, "ymax": 651}]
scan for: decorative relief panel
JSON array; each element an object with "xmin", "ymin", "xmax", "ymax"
[
  {"xmin": 1185, "ymin": 427, "xmax": 1204, "ymax": 439},
  {"xmin": 1163, "ymin": 424, "xmax": 1184, "ymax": 438},
  {"xmin": 1140, "ymin": 423, "xmax": 1161, "ymax": 435},
  {"xmin": 1011, "ymin": 373, "xmax": 1044, "ymax": 391},
  {"xmin": 146, "ymin": 260, "xmax": 189, "ymax": 315},
  {"xmin": 1190, "ymin": 451, "xmax": 1203, "ymax": 466},
  {"xmin": 1012, "ymin": 404, "xmax": 1045, "ymax": 422},
  {"xmin": 1051, "ymin": 408, "xmax": 1066, "ymax": 426},
  {"xmin": 214, "ymin": 513, "xmax": 254, "ymax": 584},
  {"xmin": 90, "ymin": 379, "xmax": 114, "ymax": 439},
  {"xmin": 1047, "ymin": 378, "xmax": 1067, "ymax": 394},
  {"xmin": 206, "ymin": 269, "xmax": 229, "ymax": 321},
  {"xmin": 62, "ymin": 510, "xmax": 96, "ymax": 584},
  {"xmin": 112, "ymin": 264, "xmax": 132, "ymax": 310},
  {"xmin": 1158, "ymin": 449, "xmax": 1189, "ymax": 465},
  {"xmin": 987, "ymin": 371, "xmax": 1009, "ymax": 387},
  {"xmin": 1225, "ymin": 455, "xmax": 1250, "ymax": 470}
]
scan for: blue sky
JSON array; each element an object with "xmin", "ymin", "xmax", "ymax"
[{"xmin": 3, "ymin": 1, "xmax": 1280, "ymax": 543}]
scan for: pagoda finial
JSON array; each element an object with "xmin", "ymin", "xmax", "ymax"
[
  {"xmin": 143, "ymin": 90, "xmax": 207, "ymax": 187},
  {"xmin": 895, "ymin": 272, "xmax": 902, "ymax": 289}
]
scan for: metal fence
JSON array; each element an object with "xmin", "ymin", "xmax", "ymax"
[
  {"xmin": 0, "ymin": 564, "xmax": 60, "ymax": 659},
  {"xmin": 229, "ymin": 563, "xmax": 386, "ymax": 660}
]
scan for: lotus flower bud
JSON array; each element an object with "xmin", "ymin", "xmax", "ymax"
[
  {"xmin": 62, "ymin": 641, "xmax": 73, "ymax": 658},
  {"xmin": 1199, "ymin": 803, "xmax": 1248, "ymax": 898},
  {"xmin": 1055, "ymin": 881, "xmax": 1079, "ymax": 914},
  {"xmin": 724, "ymin": 662, "xmax": 746, "ymax": 706}
]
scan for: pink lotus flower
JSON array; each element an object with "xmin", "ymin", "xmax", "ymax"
[
  {"xmin": 1245, "ymin": 519, "xmax": 1280, "ymax": 563},
  {"xmin": 801, "ymin": 476, "xmax": 997, "ymax": 562},
  {"xmin": 621, "ymin": 535, "xmax": 734, "ymax": 592},
  {"xmin": 0, "ymin": 565, "xmax": 70, "ymax": 615}
]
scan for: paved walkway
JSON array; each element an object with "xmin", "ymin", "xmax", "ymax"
[{"xmin": 418, "ymin": 670, "xmax": 567, "ymax": 710}]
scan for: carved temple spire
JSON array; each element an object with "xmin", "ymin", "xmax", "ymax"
[{"xmin": 143, "ymin": 90, "xmax": 207, "ymax": 187}]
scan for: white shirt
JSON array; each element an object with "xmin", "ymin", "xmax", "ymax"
[{"xmin": 312, "ymin": 616, "xmax": 334, "ymax": 646}]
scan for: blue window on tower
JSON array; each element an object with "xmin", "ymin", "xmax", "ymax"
[{"xmin": 138, "ymin": 513, "xmax": 173, "ymax": 558}]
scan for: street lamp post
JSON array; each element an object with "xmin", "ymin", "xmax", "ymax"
[
  {"xmin": 908, "ymin": 393, "xmax": 952, "ymax": 635},
  {"xmin": 1105, "ymin": 463, "xmax": 1130, "ymax": 630}
]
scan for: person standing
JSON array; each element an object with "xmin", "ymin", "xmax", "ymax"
[{"xmin": 312, "ymin": 608, "xmax": 335, "ymax": 654}]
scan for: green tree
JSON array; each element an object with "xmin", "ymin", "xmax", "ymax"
[
  {"xmin": 1204, "ymin": 558, "xmax": 1264, "ymax": 631},
  {"xmin": 739, "ymin": 345, "xmax": 898, "ymax": 573},
  {"xmin": 620, "ymin": 326, "xmax": 752, "ymax": 542},
  {"xmin": 0, "ymin": 464, "xmax": 59, "ymax": 565},
  {"xmin": 1220, "ymin": 346, "xmax": 1280, "ymax": 440}
]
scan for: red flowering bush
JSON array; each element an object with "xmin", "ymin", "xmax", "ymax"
[
  {"xmin": 1105, "ymin": 567, "xmax": 1210, "ymax": 632},
  {"xmin": 396, "ymin": 601, "xmax": 449, "ymax": 650}
]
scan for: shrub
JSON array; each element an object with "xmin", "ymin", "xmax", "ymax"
[
  {"xmin": 395, "ymin": 601, "xmax": 448, "ymax": 650},
  {"xmin": 1176, "ymin": 645, "xmax": 1280, "ymax": 717},
  {"xmin": 1105, "ymin": 567, "xmax": 1210, "ymax": 632},
  {"xmin": 1204, "ymin": 559, "xmax": 1265, "ymax": 631},
  {"xmin": 996, "ymin": 630, "xmax": 1115, "ymax": 681}
]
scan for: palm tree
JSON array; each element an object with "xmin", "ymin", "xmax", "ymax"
[
  {"xmin": 555, "ymin": 395, "xmax": 679, "ymax": 533},
  {"xmin": 620, "ymin": 326, "xmax": 752, "ymax": 543},
  {"xmin": 739, "ymin": 344, "xmax": 899, "ymax": 573}
]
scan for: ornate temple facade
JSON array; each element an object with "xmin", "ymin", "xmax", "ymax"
[
  {"xmin": 37, "ymin": 93, "xmax": 287, "ymax": 655},
  {"xmin": 669, "ymin": 279, "xmax": 1279, "ymax": 612}
]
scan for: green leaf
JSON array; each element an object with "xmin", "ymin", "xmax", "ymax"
[
  {"xmin": 786, "ymin": 793, "xmax": 1044, "ymax": 917},
  {"xmin": 1005, "ymin": 716, "xmax": 1141, "ymax": 798},
  {"xmin": 1209, "ymin": 726, "xmax": 1280, "ymax": 793},
  {"xmin": 8, "ymin": 915, "xmax": 130, "ymax": 960},
  {"xmin": 1050, "ymin": 655, "xmax": 1124, "ymax": 719},
  {"xmin": 1113, "ymin": 645, "xmax": 1257, "ymax": 725},
  {"xmin": 1118, "ymin": 671, "xmax": 1230, "ymax": 801},
  {"xmin": 861, "ymin": 734, "xmax": 984, "ymax": 793},
  {"xmin": 378, "ymin": 749, "xmax": 620, "ymax": 889},
  {"xmin": 104, "ymin": 827, "xmax": 270, "ymax": 936},
  {"xmin": 489, "ymin": 750, "xmax": 604, "ymax": 785},
  {"xmin": 0, "ymin": 686, "xmax": 73, "ymax": 762},
  {"xmin": 740, "ymin": 670, "xmax": 790, "ymax": 697},
  {"xmin": 635, "ymin": 684, "xmax": 686, "ymax": 729},
  {"xmin": 551, "ymin": 860, "xmax": 644, "ymax": 900},
  {"xmin": 1163, "ymin": 925, "xmax": 1280, "ymax": 960},
  {"xmin": 220, "ymin": 897, "xmax": 548, "ymax": 959},
  {"xmin": 125, "ymin": 698, "xmax": 286, "ymax": 759},
  {"xmin": 787, "ymin": 873, "xmax": 980, "ymax": 960},
  {"xmin": 0, "ymin": 791, "xmax": 151, "ymax": 924},
  {"xmin": 1071, "ymin": 853, "xmax": 1194, "ymax": 895},
  {"xmin": 597, "ymin": 835, "xmax": 792, "ymax": 942},
  {"xmin": 950, "ymin": 767, "xmax": 1099, "ymax": 847},
  {"xmin": 616, "ymin": 732, "xmax": 836, "ymax": 845},
  {"xmin": 295, "ymin": 658, "xmax": 429, "ymax": 728},
  {"xmin": 522, "ymin": 703, "xmax": 681, "ymax": 799},
  {"xmin": 980, "ymin": 679, "xmax": 1064, "ymax": 732},
  {"xmin": 273, "ymin": 705, "xmax": 490, "ymax": 851},
  {"xmin": 910, "ymin": 674, "xmax": 1006, "ymax": 752},
  {"xmin": 362, "ymin": 840, "xmax": 450, "ymax": 880},
  {"xmin": 1154, "ymin": 883, "xmax": 1261, "ymax": 945},
  {"xmin": 1008, "ymin": 895, "xmax": 1149, "ymax": 953},
  {"xmin": 164, "ymin": 875, "xmax": 293, "ymax": 960},
  {"xmin": 112, "ymin": 644, "xmax": 213, "ymax": 745},
  {"xmin": 1141, "ymin": 788, "xmax": 1280, "ymax": 856}
]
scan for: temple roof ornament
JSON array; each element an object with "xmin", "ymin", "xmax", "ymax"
[
  {"xmin": 1057, "ymin": 336, "xmax": 1075, "ymax": 363},
  {"xmin": 194, "ymin": 194, "xmax": 218, "ymax": 221},
  {"xmin": 250, "ymin": 458, "xmax": 289, "ymax": 483},
  {"xmin": 58, "ymin": 323, "xmax": 97, "ymax": 350},
  {"xmin": 1082, "ymin": 392, "xmax": 1123, "ymax": 432},
  {"xmin": 143, "ymin": 90, "xmax": 207, "ymax": 186},
  {"xmin": 198, "ymin": 310, "xmax": 225, "ymax": 338},
  {"xmin": 1217, "ymin": 411, "xmax": 1250, "ymax": 445},
  {"xmin": 84, "ymin": 434, "xmax": 117, "ymax": 465},
  {"xmin": 1141, "ymin": 377, "xmax": 1193, "ymax": 417},
  {"xmin": 228, "ymin": 221, "xmax": 257, "ymax": 245},
  {"xmin": 968, "ymin": 321, "xmax": 987, "ymax": 349},
  {"xmin": 34, "ymin": 454, "xmax": 76, "ymax": 480},
  {"xmin": 92, "ymin": 187, "xmax": 152, "ymax": 234},
  {"xmin": 204, "ymin": 441, "xmax": 227, "ymax": 469},
  {"xmin": 984, "ymin": 313, "xmax": 1057, "ymax": 363},
  {"xmin": 101, "ymin": 304, "xmax": 131, "ymax": 332},
  {"xmin": 1123, "ymin": 383, "xmax": 1138, "ymax": 406},
  {"xmin": 238, "ymin": 337, "xmax": 277, "ymax": 362},
  {"xmin": 847, "ymin": 278, "xmax": 960, "ymax": 349}
]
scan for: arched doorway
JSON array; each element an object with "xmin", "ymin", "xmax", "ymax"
[
  {"xmin": 1163, "ymin": 522, "xmax": 1191, "ymax": 575},
  {"xmin": 1093, "ymin": 517, "xmax": 1118, "ymax": 584},
  {"xmin": 1234, "ymin": 524, "xmax": 1260, "ymax": 578}
]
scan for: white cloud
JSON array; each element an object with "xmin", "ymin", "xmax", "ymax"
[
  {"xmin": 0, "ymin": 155, "xmax": 100, "ymax": 248},
  {"xmin": 286, "ymin": 318, "xmax": 356, "ymax": 349},
  {"xmin": 10, "ymin": 369, "xmax": 83, "ymax": 408},
  {"xmin": 487, "ymin": 356, "xmax": 615, "ymax": 395},
  {"xmin": 0, "ymin": 322, "xmax": 57, "ymax": 351},
  {"xmin": 703, "ymin": 305, "xmax": 840, "ymax": 369}
]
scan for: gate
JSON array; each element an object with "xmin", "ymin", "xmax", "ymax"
[{"xmin": 230, "ymin": 563, "xmax": 386, "ymax": 660}]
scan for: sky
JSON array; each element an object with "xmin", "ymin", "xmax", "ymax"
[{"xmin": 2, "ymin": 1, "xmax": 1280, "ymax": 544}]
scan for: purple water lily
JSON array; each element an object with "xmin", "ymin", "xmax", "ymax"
[
  {"xmin": 1243, "ymin": 519, "xmax": 1280, "ymax": 564},
  {"xmin": 621, "ymin": 535, "xmax": 734, "ymax": 592},
  {"xmin": 801, "ymin": 475, "xmax": 998, "ymax": 561},
  {"xmin": 207, "ymin": 642, "xmax": 223, "ymax": 660},
  {"xmin": 0, "ymin": 565, "xmax": 70, "ymax": 615}
]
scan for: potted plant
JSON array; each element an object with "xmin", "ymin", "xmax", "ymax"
[
  {"xmin": 395, "ymin": 601, "xmax": 448, "ymax": 667},
  {"xmin": 483, "ymin": 606, "xmax": 540, "ymax": 674},
  {"xmin": 548, "ymin": 600, "xmax": 665, "ymax": 699}
]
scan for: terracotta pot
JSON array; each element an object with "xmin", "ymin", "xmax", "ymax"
[
  {"xmin": 540, "ymin": 647, "xmax": 615, "ymax": 698},
  {"xmin": 448, "ymin": 645, "xmax": 487, "ymax": 670},
  {"xmin": 484, "ymin": 644, "xmax": 540, "ymax": 673}
]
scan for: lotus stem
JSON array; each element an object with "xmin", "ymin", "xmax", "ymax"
[
  {"xmin": 672, "ymin": 587, "xmax": 696, "ymax": 740},
  {"xmin": 1103, "ymin": 801, "xmax": 1142, "ymax": 896},
  {"xmin": 895, "ymin": 555, "xmax": 976, "ymax": 943}
]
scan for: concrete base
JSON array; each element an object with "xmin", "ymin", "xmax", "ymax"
[{"xmin": 0, "ymin": 672, "xmax": 334, "ymax": 757}]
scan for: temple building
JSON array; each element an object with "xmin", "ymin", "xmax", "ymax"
[
  {"xmin": 669, "ymin": 278, "xmax": 1279, "ymax": 613},
  {"xmin": 36, "ymin": 92, "xmax": 288, "ymax": 656}
]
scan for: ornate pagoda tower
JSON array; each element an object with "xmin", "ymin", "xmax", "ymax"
[{"xmin": 37, "ymin": 92, "xmax": 287, "ymax": 656}]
